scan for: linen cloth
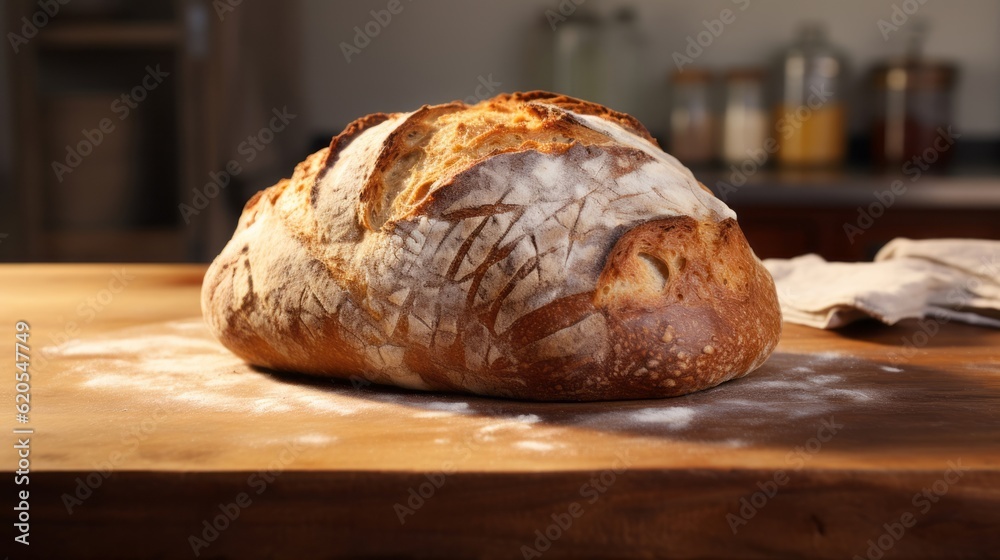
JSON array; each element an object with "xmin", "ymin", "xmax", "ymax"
[{"xmin": 762, "ymin": 238, "xmax": 1000, "ymax": 329}]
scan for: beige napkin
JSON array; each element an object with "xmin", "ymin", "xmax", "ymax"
[{"xmin": 762, "ymin": 238, "xmax": 1000, "ymax": 329}]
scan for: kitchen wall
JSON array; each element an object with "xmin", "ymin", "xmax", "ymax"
[
  {"xmin": 3, "ymin": 0, "xmax": 997, "ymax": 196},
  {"xmin": 300, "ymin": 0, "xmax": 1000, "ymax": 140}
]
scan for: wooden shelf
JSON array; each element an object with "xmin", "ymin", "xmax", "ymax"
[
  {"xmin": 701, "ymin": 172, "xmax": 1000, "ymax": 209},
  {"xmin": 39, "ymin": 22, "xmax": 181, "ymax": 48}
]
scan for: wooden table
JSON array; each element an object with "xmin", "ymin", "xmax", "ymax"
[{"xmin": 2, "ymin": 265, "xmax": 998, "ymax": 559}]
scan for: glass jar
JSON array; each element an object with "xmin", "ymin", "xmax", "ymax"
[
  {"xmin": 870, "ymin": 61, "xmax": 957, "ymax": 169},
  {"xmin": 722, "ymin": 68, "xmax": 768, "ymax": 165},
  {"xmin": 773, "ymin": 23, "xmax": 847, "ymax": 168},
  {"xmin": 668, "ymin": 68, "xmax": 716, "ymax": 166}
]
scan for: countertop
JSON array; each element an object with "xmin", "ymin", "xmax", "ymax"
[{"xmin": 1, "ymin": 264, "xmax": 998, "ymax": 559}]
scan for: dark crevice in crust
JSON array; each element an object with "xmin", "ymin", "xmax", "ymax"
[
  {"xmin": 504, "ymin": 291, "xmax": 596, "ymax": 351},
  {"xmin": 358, "ymin": 103, "xmax": 466, "ymax": 230}
]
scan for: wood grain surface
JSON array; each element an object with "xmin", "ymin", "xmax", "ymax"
[{"xmin": 1, "ymin": 264, "xmax": 998, "ymax": 559}]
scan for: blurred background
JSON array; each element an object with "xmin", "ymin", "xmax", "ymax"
[{"xmin": 1, "ymin": 0, "xmax": 998, "ymax": 263}]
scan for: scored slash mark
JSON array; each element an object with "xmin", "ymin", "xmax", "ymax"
[
  {"xmin": 446, "ymin": 216, "xmax": 490, "ymax": 280},
  {"xmin": 564, "ymin": 198, "xmax": 585, "ymax": 266}
]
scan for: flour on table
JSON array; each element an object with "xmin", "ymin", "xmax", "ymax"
[
  {"xmin": 628, "ymin": 407, "xmax": 696, "ymax": 429},
  {"xmin": 562, "ymin": 351, "xmax": 883, "ymax": 443},
  {"xmin": 410, "ymin": 401, "xmax": 472, "ymax": 418},
  {"xmin": 47, "ymin": 319, "xmax": 395, "ymax": 417},
  {"xmin": 474, "ymin": 415, "xmax": 541, "ymax": 441},
  {"xmin": 45, "ymin": 320, "xmax": 887, "ymax": 451},
  {"xmin": 515, "ymin": 440, "xmax": 560, "ymax": 452},
  {"xmin": 252, "ymin": 434, "xmax": 338, "ymax": 447},
  {"xmin": 295, "ymin": 433, "xmax": 337, "ymax": 446}
]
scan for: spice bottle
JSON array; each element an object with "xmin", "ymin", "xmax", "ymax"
[{"xmin": 870, "ymin": 22, "xmax": 957, "ymax": 170}]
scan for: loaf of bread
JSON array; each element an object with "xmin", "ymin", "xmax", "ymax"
[{"xmin": 201, "ymin": 92, "xmax": 781, "ymax": 401}]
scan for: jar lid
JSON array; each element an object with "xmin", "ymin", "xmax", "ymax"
[{"xmin": 871, "ymin": 60, "xmax": 957, "ymax": 90}]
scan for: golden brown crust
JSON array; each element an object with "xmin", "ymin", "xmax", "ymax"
[
  {"xmin": 358, "ymin": 103, "xmax": 465, "ymax": 230},
  {"xmin": 201, "ymin": 92, "xmax": 781, "ymax": 401},
  {"xmin": 500, "ymin": 91, "xmax": 659, "ymax": 146},
  {"xmin": 323, "ymin": 112, "xmax": 395, "ymax": 168}
]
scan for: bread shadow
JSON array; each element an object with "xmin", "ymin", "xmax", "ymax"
[
  {"xmin": 833, "ymin": 317, "xmax": 996, "ymax": 349},
  {"xmin": 257, "ymin": 349, "xmax": 1000, "ymax": 454}
]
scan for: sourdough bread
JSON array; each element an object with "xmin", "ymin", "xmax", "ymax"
[{"xmin": 201, "ymin": 92, "xmax": 781, "ymax": 401}]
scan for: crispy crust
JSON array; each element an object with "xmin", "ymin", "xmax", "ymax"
[
  {"xmin": 500, "ymin": 91, "xmax": 659, "ymax": 145},
  {"xmin": 202, "ymin": 92, "xmax": 781, "ymax": 401}
]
